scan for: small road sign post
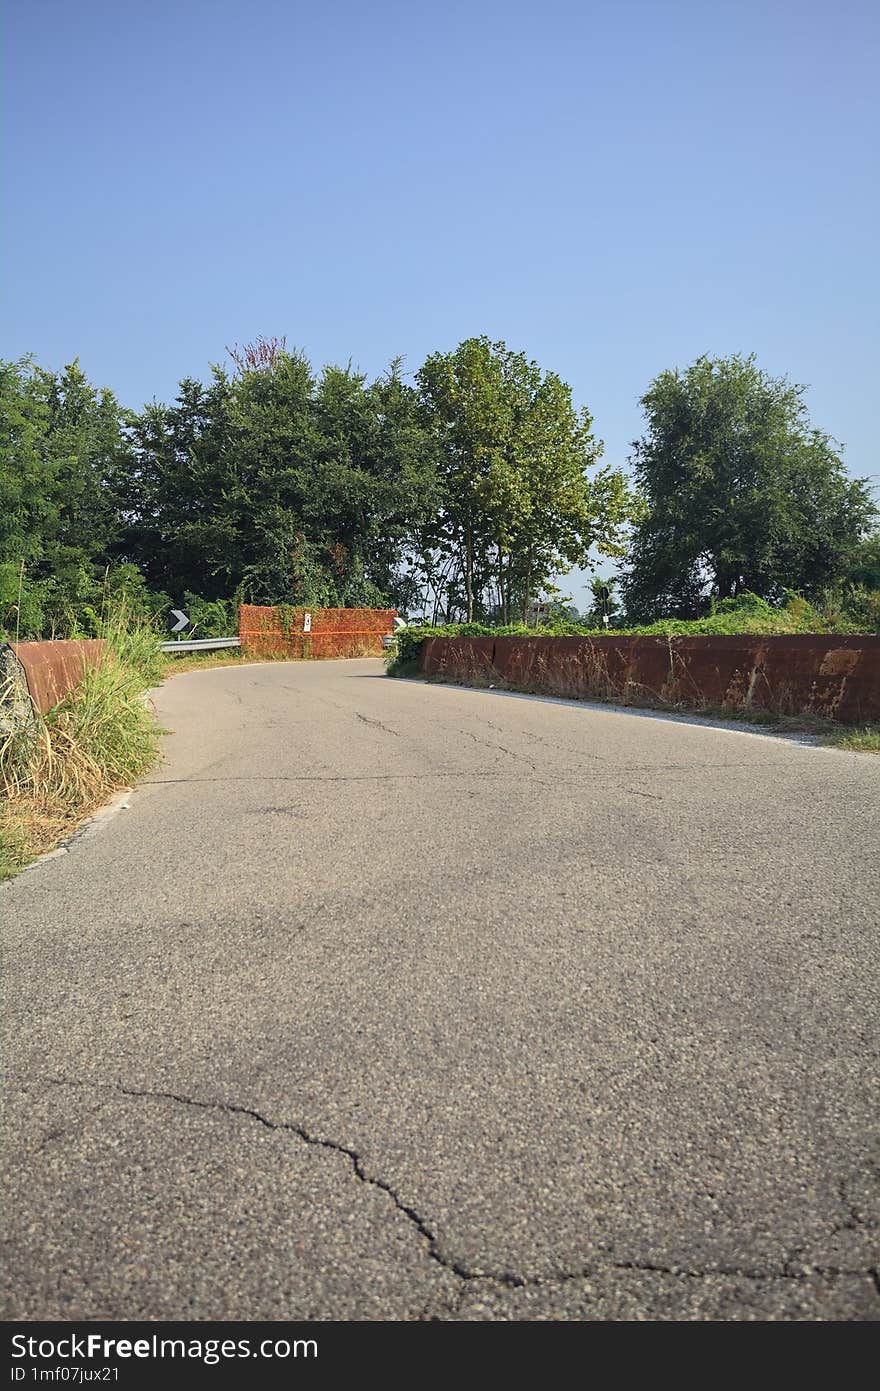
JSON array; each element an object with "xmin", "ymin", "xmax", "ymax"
[{"xmin": 170, "ymin": 609, "xmax": 190, "ymax": 635}]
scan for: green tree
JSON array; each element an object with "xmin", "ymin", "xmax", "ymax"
[
  {"xmin": 0, "ymin": 356, "xmax": 128, "ymax": 636},
  {"xmin": 0, "ymin": 358, "xmax": 55, "ymax": 574},
  {"xmin": 417, "ymin": 337, "xmax": 631, "ymax": 622},
  {"xmin": 621, "ymin": 355, "xmax": 877, "ymax": 621},
  {"xmin": 118, "ymin": 347, "xmax": 438, "ymax": 612},
  {"xmin": 303, "ymin": 359, "xmax": 439, "ymax": 607},
  {"xmin": 116, "ymin": 370, "xmax": 237, "ymax": 600},
  {"xmin": 44, "ymin": 359, "xmax": 123, "ymax": 564},
  {"xmin": 584, "ymin": 576, "xmax": 622, "ymax": 627},
  {"xmin": 846, "ymin": 531, "xmax": 880, "ymax": 590}
]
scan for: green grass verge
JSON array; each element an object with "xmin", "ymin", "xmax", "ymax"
[
  {"xmin": 159, "ymin": 649, "xmax": 315, "ymax": 676},
  {"xmin": 689, "ymin": 707, "xmax": 880, "ymax": 750},
  {"xmin": 824, "ymin": 726, "xmax": 880, "ymax": 753},
  {"xmin": 160, "ymin": 649, "xmax": 250, "ymax": 676}
]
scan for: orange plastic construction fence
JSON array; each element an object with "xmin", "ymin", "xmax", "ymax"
[{"xmin": 239, "ymin": 605, "xmax": 396, "ymax": 660}]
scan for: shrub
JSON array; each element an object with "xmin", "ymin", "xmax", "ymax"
[{"xmin": 181, "ymin": 592, "xmax": 238, "ymax": 639}]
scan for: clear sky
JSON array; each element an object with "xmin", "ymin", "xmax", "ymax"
[{"xmin": 3, "ymin": 0, "xmax": 878, "ymax": 605}]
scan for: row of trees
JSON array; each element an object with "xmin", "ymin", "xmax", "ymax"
[{"xmin": 1, "ymin": 338, "xmax": 877, "ymax": 638}]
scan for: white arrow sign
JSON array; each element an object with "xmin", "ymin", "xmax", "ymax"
[{"xmin": 170, "ymin": 609, "xmax": 190, "ymax": 633}]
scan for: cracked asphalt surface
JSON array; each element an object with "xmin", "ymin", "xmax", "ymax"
[{"xmin": 2, "ymin": 658, "xmax": 879, "ymax": 1320}]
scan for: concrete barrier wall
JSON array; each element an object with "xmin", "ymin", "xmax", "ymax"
[
  {"xmin": 420, "ymin": 633, "xmax": 880, "ymax": 724},
  {"xmin": 7, "ymin": 639, "xmax": 107, "ymax": 715},
  {"xmin": 240, "ymin": 605, "xmax": 396, "ymax": 659}
]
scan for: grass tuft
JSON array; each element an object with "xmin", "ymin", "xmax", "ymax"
[
  {"xmin": 0, "ymin": 605, "xmax": 163, "ymax": 879},
  {"xmin": 825, "ymin": 725, "xmax": 880, "ymax": 754}
]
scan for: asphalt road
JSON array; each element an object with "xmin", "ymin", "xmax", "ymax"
[{"xmin": 2, "ymin": 659, "xmax": 879, "ymax": 1321}]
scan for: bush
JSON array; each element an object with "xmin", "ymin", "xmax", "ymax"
[
  {"xmin": 0, "ymin": 562, "xmax": 172, "ymax": 642},
  {"xmin": 0, "ymin": 561, "xmax": 46, "ymax": 638},
  {"xmin": 819, "ymin": 585, "xmax": 880, "ymax": 634},
  {"xmin": 181, "ymin": 592, "xmax": 238, "ymax": 639}
]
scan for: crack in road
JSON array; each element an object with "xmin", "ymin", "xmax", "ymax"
[
  {"xmin": 45, "ymin": 1078, "xmax": 484, "ymax": 1284},
  {"xmin": 454, "ymin": 724, "xmax": 663, "ymax": 800},
  {"xmin": 142, "ymin": 762, "xmax": 798, "ymax": 789},
  {"xmin": 142, "ymin": 772, "xmax": 517, "ymax": 785},
  {"xmin": 830, "ymin": 1173, "xmax": 879, "ymax": 1247},
  {"xmin": 499, "ymin": 724, "xmax": 606, "ymax": 766},
  {"xmin": 353, "ymin": 712, "xmax": 401, "ymax": 738},
  {"xmin": 44, "ymin": 1079, "xmax": 879, "ymax": 1302},
  {"xmin": 452, "ymin": 725, "xmax": 539, "ymax": 774}
]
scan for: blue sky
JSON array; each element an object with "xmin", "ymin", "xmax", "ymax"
[{"xmin": 4, "ymin": 0, "xmax": 878, "ymax": 605}]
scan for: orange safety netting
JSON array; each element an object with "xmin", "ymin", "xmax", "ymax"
[{"xmin": 239, "ymin": 605, "xmax": 396, "ymax": 660}]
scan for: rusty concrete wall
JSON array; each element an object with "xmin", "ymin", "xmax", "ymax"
[
  {"xmin": 7, "ymin": 639, "xmax": 107, "ymax": 715},
  {"xmin": 420, "ymin": 633, "xmax": 880, "ymax": 724},
  {"xmin": 239, "ymin": 605, "xmax": 397, "ymax": 660}
]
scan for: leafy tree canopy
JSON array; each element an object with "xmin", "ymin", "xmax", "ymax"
[
  {"xmin": 115, "ymin": 351, "xmax": 439, "ymax": 611},
  {"xmin": 0, "ymin": 356, "xmax": 126, "ymax": 636},
  {"xmin": 620, "ymin": 354, "xmax": 877, "ymax": 621},
  {"xmin": 417, "ymin": 337, "xmax": 633, "ymax": 622}
]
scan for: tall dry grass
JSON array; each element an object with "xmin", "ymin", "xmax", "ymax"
[{"xmin": 0, "ymin": 605, "xmax": 163, "ymax": 878}]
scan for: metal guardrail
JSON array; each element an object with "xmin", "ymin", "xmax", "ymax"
[{"xmin": 160, "ymin": 636, "xmax": 241, "ymax": 654}]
